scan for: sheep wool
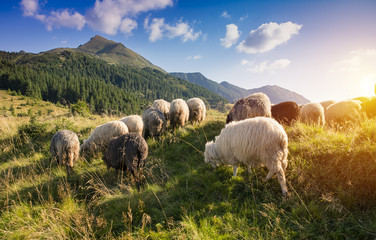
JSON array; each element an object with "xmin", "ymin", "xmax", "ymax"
[
  {"xmin": 152, "ymin": 99, "xmax": 170, "ymax": 121},
  {"xmin": 50, "ymin": 129, "xmax": 80, "ymax": 175},
  {"xmin": 120, "ymin": 115, "xmax": 143, "ymax": 136},
  {"xmin": 271, "ymin": 101, "xmax": 300, "ymax": 125},
  {"xmin": 187, "ymin": 97, "xmax": 206, "ymax": 124},
  {"xmin": 142, "ymin": 107, "xmax": 166, "ymax": 138},
  {"xmin": 103, "ymin": 133, "xmax": 148, "ymax": 183},
  {"xmin": 325, "ymin": 100, "xmax": 361, "ymax": 124},
  {"xmin": 81, "ymin": 121, "xmax": 129, "ymax": 155},
  {"xmin": 169, "ymin": 99, "xmax": 190, "ymax": 129},
  {"xmin": 226, "ymin": 92, "xmax": 271, "ymax": 124},
  {"xmin": 300, "ymin": 102, "xmax": 325, "ymax": 126},
  {"xmin": 204, "ymin": 117, "xmax": 289, "ymax": 197}
]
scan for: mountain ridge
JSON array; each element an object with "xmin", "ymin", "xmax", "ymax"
[{"xmin": 170, "ymin": 72, "xmax": 310, "ymax": 105}]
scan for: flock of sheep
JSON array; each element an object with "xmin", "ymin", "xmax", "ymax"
[
  {"xmin": 50, "ymin": 98, "xmax": 206, "ymax": 184},
  {"xmin": 50, "ymin": 92, "xmax": 376, "ymax": 197}
]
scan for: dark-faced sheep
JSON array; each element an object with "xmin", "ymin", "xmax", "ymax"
[
  {"xmin": 169, "ymin": 99, "xmax": 190, "ymax": 129},
  {"xmin": 120, "ymin": 115, "xmax": 143, "ymax": 136},
  {"xmin": 300, "ymin": 102, "xmax": 325, "ymax": 126},
  {"xmin": 187, "ymin": 97, "xmax": 206, "ymax": 124},
  {"xmin": 142, "ymin": 107, "xmax": 166, "ymax": 138},
  {"xmin": 50, "ymin": 130, "xmax": 80, "ymax": 175},
  {"xmin": 204, "ymin": 117, "xmax": 289, "ymax": 197},
  {"xmin": 103, "ymin": 133, "xmax": 148, "ymax": 184},
  {"xmin": 81, "ymin": 121, "xmax": 129, "ymax": 157},
  {"xmin": 226, "ymin": 92, "xmax": 271, "ymax": 124},
  {"xmin": 152, "ymin": 99, "xmax": 170, "ymax": 121},
  {"xmin": 271, "ymin": 101, "xmax": 300, "ymax": 125}
]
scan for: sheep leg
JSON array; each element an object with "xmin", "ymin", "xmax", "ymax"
[
  {"xmin": 276, "ymin": 167, "xmax": 288, "ymax": 197},
  {"xmin": 247, "ymin": 165, "xmax": 252, "ymax": 174},
  {"xmin": 233, "ymin": 165, "xmax": 238, "ymax": 177},
  {"xmin": 265, "ymin": 171, "xmax": 274, "ymax": 181}
]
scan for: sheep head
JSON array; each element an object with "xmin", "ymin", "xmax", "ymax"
[{"xmin": 204, "ymin": 141, "xmax": 220, "ymax": 168}]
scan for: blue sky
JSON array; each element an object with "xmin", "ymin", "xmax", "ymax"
[{"xmin": 1, "ymin": 0, "xmax": 376, "ymax": 102}]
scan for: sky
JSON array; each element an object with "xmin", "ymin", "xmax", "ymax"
[{"xmin": 1, "ymin": 0, "xmax": 376, "ymax": 102}]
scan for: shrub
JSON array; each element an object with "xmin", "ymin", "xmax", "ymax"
[
  {"xmin": 70, "ymin": 100, "xmax": 90, "ymax": 117},
  {"xmin": 18, "ymin": 116, "xmax": 48, "ymax": 142}
]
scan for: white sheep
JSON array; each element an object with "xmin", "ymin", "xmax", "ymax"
[
  {"xmin": 142, "ymin": 107, "xmax": 166, "ymax": 138},
  {"xmin": 300, "ymin": 102, "xmax": 325, "ymax": 126},
  {"xmin": 226, "ymin": 92, "xmax": 271, "ymax": 124},
  {"xmin": 81, "ymin": 120, "xmax": 129, "ymax": 156},
  {"xmin": 325, "ymin": 100, "xmax": 361, "ymax": 124},
  {"xmin": 187, "ymin": 98, "xmax": 206, "ymax": 124},
  {"xmin": 50, "ymin": 129, "xmax": 80, "ymax": 175},
  {"xmin": 169, "ymin": 99, "xmax": 190, "ymax": 129},
  {"xmin": 120, "ymin": 115, "xmax": 143, "ymax": 136},
  {"xmin": 320, "ymin": 100, "xmax": 337, "ymax": 111},
  {"xmin": 152, "ymin": 99, "xmax": 170, "ymax": 121},
  {"xmin": 204, "ymin": 117, "xmax": 289, "ymax": 197}
]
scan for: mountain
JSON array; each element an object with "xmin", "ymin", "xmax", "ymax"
[
  {"xmin": 47, "ymin": 35, "xmax": 165, "ymax": 72},
  {"xmin": 170, "ymin": 72, "xmax": 310, "ymax": 105},
  {"xmin": 0, "ymin": 45, "xmax": 226, "ymax": 114}
]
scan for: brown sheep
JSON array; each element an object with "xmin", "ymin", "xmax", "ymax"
[{"xmin": 271, "ymin": 101, "xmax": 300, "ymax": 125}]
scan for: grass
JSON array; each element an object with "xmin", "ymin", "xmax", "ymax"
[{"xmin": 1, "ymin": 90, "xmax": 376, "ymax": 239}]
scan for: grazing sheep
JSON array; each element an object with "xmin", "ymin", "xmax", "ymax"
[
  {"xmin": 187, "ymin": 98, "xmax": 206, "ymax": 124},
  {"xmin": 226, "ymin": 92, "xmax": 271, "ymax": 124},
  {"xmin": 320, "ymin": 100, "xmax": 337, "ymax": 112},
  {"xmin": 50, "ymin": 130, "xmax": 80, "ymax": 175},
  {"xmin": 361, "ymin": 98, "xmax": 376, "ymax": 117},
  {"xmin": 81, "ymin": 121, "xmax": 129, "ymax": 156},
  {"xmin": 120, "ymin": 115, "xmax": 143, "ymax": 136},
  {"xmin": 300, "ymin": 102, "xmax": 325, "ymax": 126},
  {"xmin": 271, "ymin": 101, "xmax": 300, "ymax": 125},
  {"xmin": 204, "ymin": 117, "xmax": 289, "ymax": 197},
  {"xmin": 152, "ymin": 99, "xmax": 170, "ymax": 121},
  {"xmin": 169, "ymin": 99, "xmax": 190, "ymax": 129},
  {"xmin": 325, "ymin": 100, "xmax": 361, "ymax": 124},
  {"xmin": 103, "ymin": 133, "xmax": 148, "ymax": 183},
  {"xmin": 142, "ymin": 107, "xmax": 166, "ymax": 138}
]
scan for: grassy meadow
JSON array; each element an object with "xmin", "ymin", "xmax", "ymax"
[{"xmin": 1, "ymin": 89, "xmax": 376, "ymax": 239}]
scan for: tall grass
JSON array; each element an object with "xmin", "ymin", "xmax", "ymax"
[{"xmin": 1, "ymin": 90, "xmax": 376, "ymax": 239}]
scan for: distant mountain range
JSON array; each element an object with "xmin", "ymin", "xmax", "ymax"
[
  {"xmin": 46, "ymin": 35, "xmax": 165, "ymax": 72},
  {"xmin": 170, "ymin": 72, "xmax": 310, "ymax": 105}
]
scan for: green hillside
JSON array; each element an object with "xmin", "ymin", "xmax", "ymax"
[
  {"xmin": 0, "ymin": 50, "xmax": 226, "ymax": 114},
  {"xmin": 1, "ymin": 90, "xmax": 376, "ymax": 239}
]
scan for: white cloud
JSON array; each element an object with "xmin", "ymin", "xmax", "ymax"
[
  {"xmin": 20, "ymin": 0, "xmax": 39, "ymax": 16},
  {"xmin": 332, "ymin": 48, "xmax": 376, "ymax": 72},
  {"xmin": 86, "ymin": 0, "xmax": 173, "ymax": 35},
  {"xmin": 120, "ymin": 18, "xmax": 138, "ymax": 35},
  {"xmin": 187, "ymin": 55, "xmax": 202, "ymax": 60},
  {"xmin": 236, "ymin": 21, "xmax": 302, "ymax": 54},
  {"xmin": 19, "ymin": 0, "xmax": 173, "ymax": 35},
  {"xmin": 220, "ymin": 23, "xmax": 240, "ymax": 48},
  {"xmin": 239, "ymin": 14, "xmax": 248, "ymax": 22},
  {"xmin": 241, "ymin": 58, "xmax": 291, "ymax": 73},
  {"xmin": 144, "ymin": 17, "xmax": 202, "ymax": 42},
  {"xmin": 44, "ymin": 9, "xmax": 86, "ymax": 31},
  {"xmin": 221, "ymin": 11, "xmax": 231, "ymax": 19}
]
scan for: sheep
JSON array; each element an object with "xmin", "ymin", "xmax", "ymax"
[
  {"xmin": 352, "ymin": 96, "xmax": 371, "ymax": 103},
  {"xmin": 187, "ymin": 97, "xmax": 206, "ymax": 124},
  {"xmin": 204, "ymin": 117, "xmax": 289, "ymax": 197},
  {"xmin": 325, "ymin": 100, "xmax": 361, "ymax": 124},
  {"xmin": 361, "ymin": 98, "xmax": 376, "ymax": 117},
  {"xmin": 300, "ymin": 102, "xmax": 325, "ymax": 126},
  {"xmin": 142, "ymin": 107, "xmax": 166, "ymax": 138},
  {"xmin": 271, "ymin": 101, "xmax": 300, "ymax": 125},
  {"xmin": 120, "ymin": 115, "xmax": 143, "ymax": 136},
  {"xmin": 81, "ymin": 121, "xmax": 129, "ymax": 156},
  {"xmin": 169, "ymin": 99, "xmax": 190, "ymax": 129},
  {"xmin": 152, "ymin": 99, "xmax": 170, "ymax": 121},
  {"xmin": 226, "ymin": 92, "xmax": 271, "ymax": 124},
  {"xmin": 50, "ymin": 130, "xmax": 80, "ymax": 175},
  {"xmin": 103, "ymin": 133, "xmax": 148, "ymax": 184},
  {"xmin": 320, "ymin": 100, "xmax": 337, "ymax": 112}
]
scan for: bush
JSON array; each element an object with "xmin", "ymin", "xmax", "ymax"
[
  {"xmin": 70, "ymin": 100, "xmax": 90, "ymax": 116},
  {"xmin": 18, "ymin": 116, "xmax": 48, "ymax": 142}
]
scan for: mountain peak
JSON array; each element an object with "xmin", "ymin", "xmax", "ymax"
[{"xmin": 75, "ymin": 35, "xmax": 165, "ymax": 72}]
